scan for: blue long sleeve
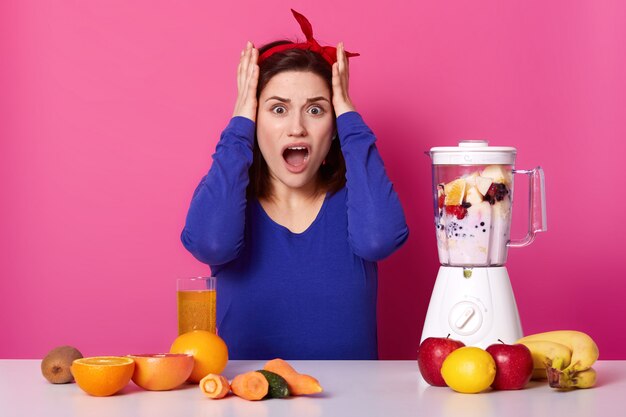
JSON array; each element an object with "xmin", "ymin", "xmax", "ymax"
[
  {"xmin": 338, "ymin": 111, "xmax": 409, "ymax": 261},
  {"xmin": 181, "ymin": 116, "xmax": 255, "ymax": 265},
  {"xmin": 181, "ymin": 112, "xmax": 409, "ymax": 359}
]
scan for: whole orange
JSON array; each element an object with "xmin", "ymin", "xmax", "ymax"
[
  {"xmin": 170, "ymin": 330, "xmax": 228, "ymax": 383},
  {"xmin": 71, "ymin": 356, "xmax": 135, "ymax": 397}
]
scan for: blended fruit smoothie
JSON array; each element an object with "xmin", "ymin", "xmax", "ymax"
[{"xmin": 435, "ymin": 165, "xmax": 513, "ymax": 266}]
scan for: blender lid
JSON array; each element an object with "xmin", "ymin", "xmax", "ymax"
[{"xmin": 429, "ymin": 140, "xmax": 517, "ymax": 165}]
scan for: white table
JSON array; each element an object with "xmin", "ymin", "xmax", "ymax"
[{"xmin": 1, "ymin": 360, "xmax": 625, "ymax": 417}]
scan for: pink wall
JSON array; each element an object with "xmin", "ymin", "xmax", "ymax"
[{"xmin": 2, "ymin": 1, "xmax": 625, "ymax": 359}]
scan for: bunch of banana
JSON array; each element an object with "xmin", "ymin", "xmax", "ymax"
[
  {"xmin": 521, "ymin": 339, "xmax": 573, "ymax": 380},
  {"xmin": 517, "ymin": 330, "xmax": 599, "ymax": 389}
]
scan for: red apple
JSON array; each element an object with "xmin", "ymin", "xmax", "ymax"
[
  {"xmin": 486, "ymin": 340, "xmax": 534, "ymax": 390},
  {"xmin": 417, "ymin": 336, "xmax": 465, "ymax": 386}
]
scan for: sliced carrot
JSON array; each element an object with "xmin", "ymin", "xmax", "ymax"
[
  {"xmin": 199, "ymin": 373, "xmax": 230, "ymax": 399},
  {"xmin": 263, "ymin": 358, "xmax": 323, "ymax": 396},
  {"xmin": 230, "ymin": 371, "xmax": 269, "ymax": 401}
]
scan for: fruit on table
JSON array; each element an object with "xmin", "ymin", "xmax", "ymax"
[
  {"xmin": 200, "ymin": 373, "xmax": 230, "ymax": 399},
  {"xmin": 41, "ymin": 345, "xmax": 83, "ymax": 384},
  {"xmin": 517, "ymin": 339, "xmax": 573, "ymax": 380},
  {"xmin": 257, "ymin": 369, "xmax": 290, "ymax": 398},
  {"xmin": 517, "ymin": 330, "xmax": 599, "ymax": 389},
  {"xmin": 170, "ymin": 330, "xmax": 229, "ymax": 383},
  {"xmin": 70, "ymin": 356, "xmax": 135, "ymax": 397},
  {"xmin": 441, "ymin": 347, "xmax": 496, "ymax": 394},
  {"xmin": 127, "ymin": 353, "xmax": 193, "ymax": 391},
  {"xmin": 485, "ymin": 341, "xmax": 533, "ymax": 390},
  {"xmin": 231, "ymin": 371, "xmax": 269, "ymax": 401},
  {"xmin": 547, "ymin": 367, "xmax": 597, "ymax": 390},
  {"xmin": 263, "ymin": 358, "xmax": 323, "ymax": 395},
  {"xmin": 417, "ymin": 336, "xmax": 465, "ymax": 386}
]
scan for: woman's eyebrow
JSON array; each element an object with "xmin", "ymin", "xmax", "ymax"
[
  {"xmin": 306, "ymin": 96, "xmax": 330, "ymax": 103},
  {"xmin": 264, "ymin": 96, "xmax": 330, "ymax": 103},
  {"xmin": 265, "ymin": 96, "xmax": 290, "ymax": 103}
]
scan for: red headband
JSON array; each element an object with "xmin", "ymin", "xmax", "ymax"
[{"xmin": 257, "ymin": 9, "xmax": 360, "ymax": 66}]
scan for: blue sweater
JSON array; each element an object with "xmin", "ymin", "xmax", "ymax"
[{"xmin": 181, "ymin": 112, "xmax": 409, "ymax": 359}]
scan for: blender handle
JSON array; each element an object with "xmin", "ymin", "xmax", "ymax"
[{"xmin": 508, "ymin": 167, "xmax": 547, "ymax": 248}]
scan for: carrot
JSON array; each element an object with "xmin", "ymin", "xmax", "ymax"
[
  {"xmin": 263, "ymin": 358, "xmax": 322, "ymax": 396},
  {"xmin": 230, "ymin": 371, "xmax": 269, "ymax": 401},
  {"xmin": 199, "ymin": 373, "xmax": 230, "ymax": 399}
]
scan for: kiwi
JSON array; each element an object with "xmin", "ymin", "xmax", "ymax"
[{"xmin": 41, "ymin": 345, "xmax": 83, "ymax": 384}]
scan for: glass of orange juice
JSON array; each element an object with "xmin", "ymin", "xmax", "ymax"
[{"xmin": 177, "ymin": 277, "xmax": 216, "ymax": 335}]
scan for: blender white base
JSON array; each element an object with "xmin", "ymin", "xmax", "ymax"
[{"xmin": 420, "ymin": 266, "xmax": 523, "ymax": 348}]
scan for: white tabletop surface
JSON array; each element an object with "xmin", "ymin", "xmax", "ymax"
[{"xmin": 2, "ymin": 360, "xmax": 625, "ymax": 417}]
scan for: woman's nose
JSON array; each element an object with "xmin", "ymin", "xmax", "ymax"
[{"xmin": 287, "ymin": 113, "xmax": 307, "ymax": 137}]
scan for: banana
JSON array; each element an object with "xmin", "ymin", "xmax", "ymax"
[
  {"xmin": 517, "ymin": 330, "xmax": 599, "ymax": 388},
  {"xmin": 517, "ymin": 330, "xmax": 599, "ymax": 373},
  {"xmin": 519, "ymin": 340, "xmax": 573, "ymax": 380},
  {"xmin": 547, "ymin": 367, "xmax": 597, "ymax": 389}
]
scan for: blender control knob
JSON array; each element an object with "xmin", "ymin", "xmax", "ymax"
[
  {"xmin": 449, "ymin": 301, "xmax": 483, "ymax": 336},
  {"xmin": 454, "ymin": 307, "xmax": 475, "ymax": 328}
]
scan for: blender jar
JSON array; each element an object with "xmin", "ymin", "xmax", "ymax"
[{"xmin": 429, "ymin": 140, "xmax": 546, "ymax": 267}]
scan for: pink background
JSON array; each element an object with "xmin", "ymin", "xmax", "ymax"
[{"xmin": 2, "ymin": 1, "xmax": 625, "ymax": 359}]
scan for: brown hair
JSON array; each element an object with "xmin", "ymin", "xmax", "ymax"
[{"xmin": 247, "ymin": 41, "xmax": 346, "ymax": 199}]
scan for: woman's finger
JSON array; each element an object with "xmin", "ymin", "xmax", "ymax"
[
  {"xmin": 336, "ymin": 44, "xmax": 349, "ymax": 96},
  {"xmin": 336, "ymin": 42, "xmax": 345, "ymax": 75},
  {"xmin": 248, "ymin": 62, "xmax": 259, "ymax": 97},
  {"xmin": 340, "ymin": 42, "xmax": 350, "ymax": 83},
  {"xmin": 240, "ymin": 41, "xmax": 254, "ymax": 93},
  {"xmin": 249, "ymin": 46, "xmax": 258, "ymax": 71},
  {"xmin": 242, "ymin": 46, "xmax": 257, "ymax": 95},
  {"xmin": 332, "ymin": 62, "xmax": 342, "ymax": 98},
  {"xmin": 241, "ymin": 43, "xmax": 252, "ymax": 78},
  {"xmin": 238, "ymin": 43, "xmax": 251, "ymax": 90},
  {"xmin": 331, "ymin": 43, "xmax": 355, "ymax": 116}
]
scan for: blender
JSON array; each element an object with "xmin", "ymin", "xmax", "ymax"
[{"xmin": 420, "ymin": 140, "xmax": 547, "ymax": 348}]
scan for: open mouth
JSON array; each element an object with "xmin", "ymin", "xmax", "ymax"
[{"xmin": 283, "ymin": 145, "xmax": 310, "ymax": 167}]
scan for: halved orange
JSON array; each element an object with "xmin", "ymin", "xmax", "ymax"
[
  {"xmin": 128, "ymin": 353, "xmax": 193, "ymax": 391},
  {"xmin": 444, "ymin": 178, "xmax": 466, "ymax": 206},
  {"xmin": 71, "ymin": 356, "xmax": 135, "ymax": 397}
]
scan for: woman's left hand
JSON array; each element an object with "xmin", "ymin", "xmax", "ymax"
[{"xmin": 332, "ymin": 42, "xmax": 356, "ymax": 117}]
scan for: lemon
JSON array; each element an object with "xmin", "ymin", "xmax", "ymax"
[{"xmin": 441, "ymin": 347, "xmax": 496, "ymax": 394}]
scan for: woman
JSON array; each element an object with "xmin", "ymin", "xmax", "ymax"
[{"xmin": 182, "ymin": 10, "xmax": 409, "ymax": 359}]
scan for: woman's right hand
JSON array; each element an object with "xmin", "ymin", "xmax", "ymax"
[{"xmin": 232, "ymin": 41, "xmax": 259, "ymax": 122}]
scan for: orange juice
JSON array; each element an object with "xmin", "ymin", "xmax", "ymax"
[{"xmin": 177, "ymin": 290, "xmax": 216, "ymax": 335}]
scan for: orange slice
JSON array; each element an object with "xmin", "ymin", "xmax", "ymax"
[
  {"xmin": 71, "ymin": 356, "xmax": 135, "ymax": 397},
  {"xmin": 444, "ymin": 179, "xmax": 466, "ymax": 206},
  {"xmin": 128, "ymin": 353, "xmax": 193, "ymax": 391}
]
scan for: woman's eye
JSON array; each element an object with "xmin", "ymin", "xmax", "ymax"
[
  {"xmin": 271, "ymin": 105, "xmax": 287, "ymax": 115},
  {"xmin": 308, "ymin": 106, "xmax": 324, "ymax": 115}
]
